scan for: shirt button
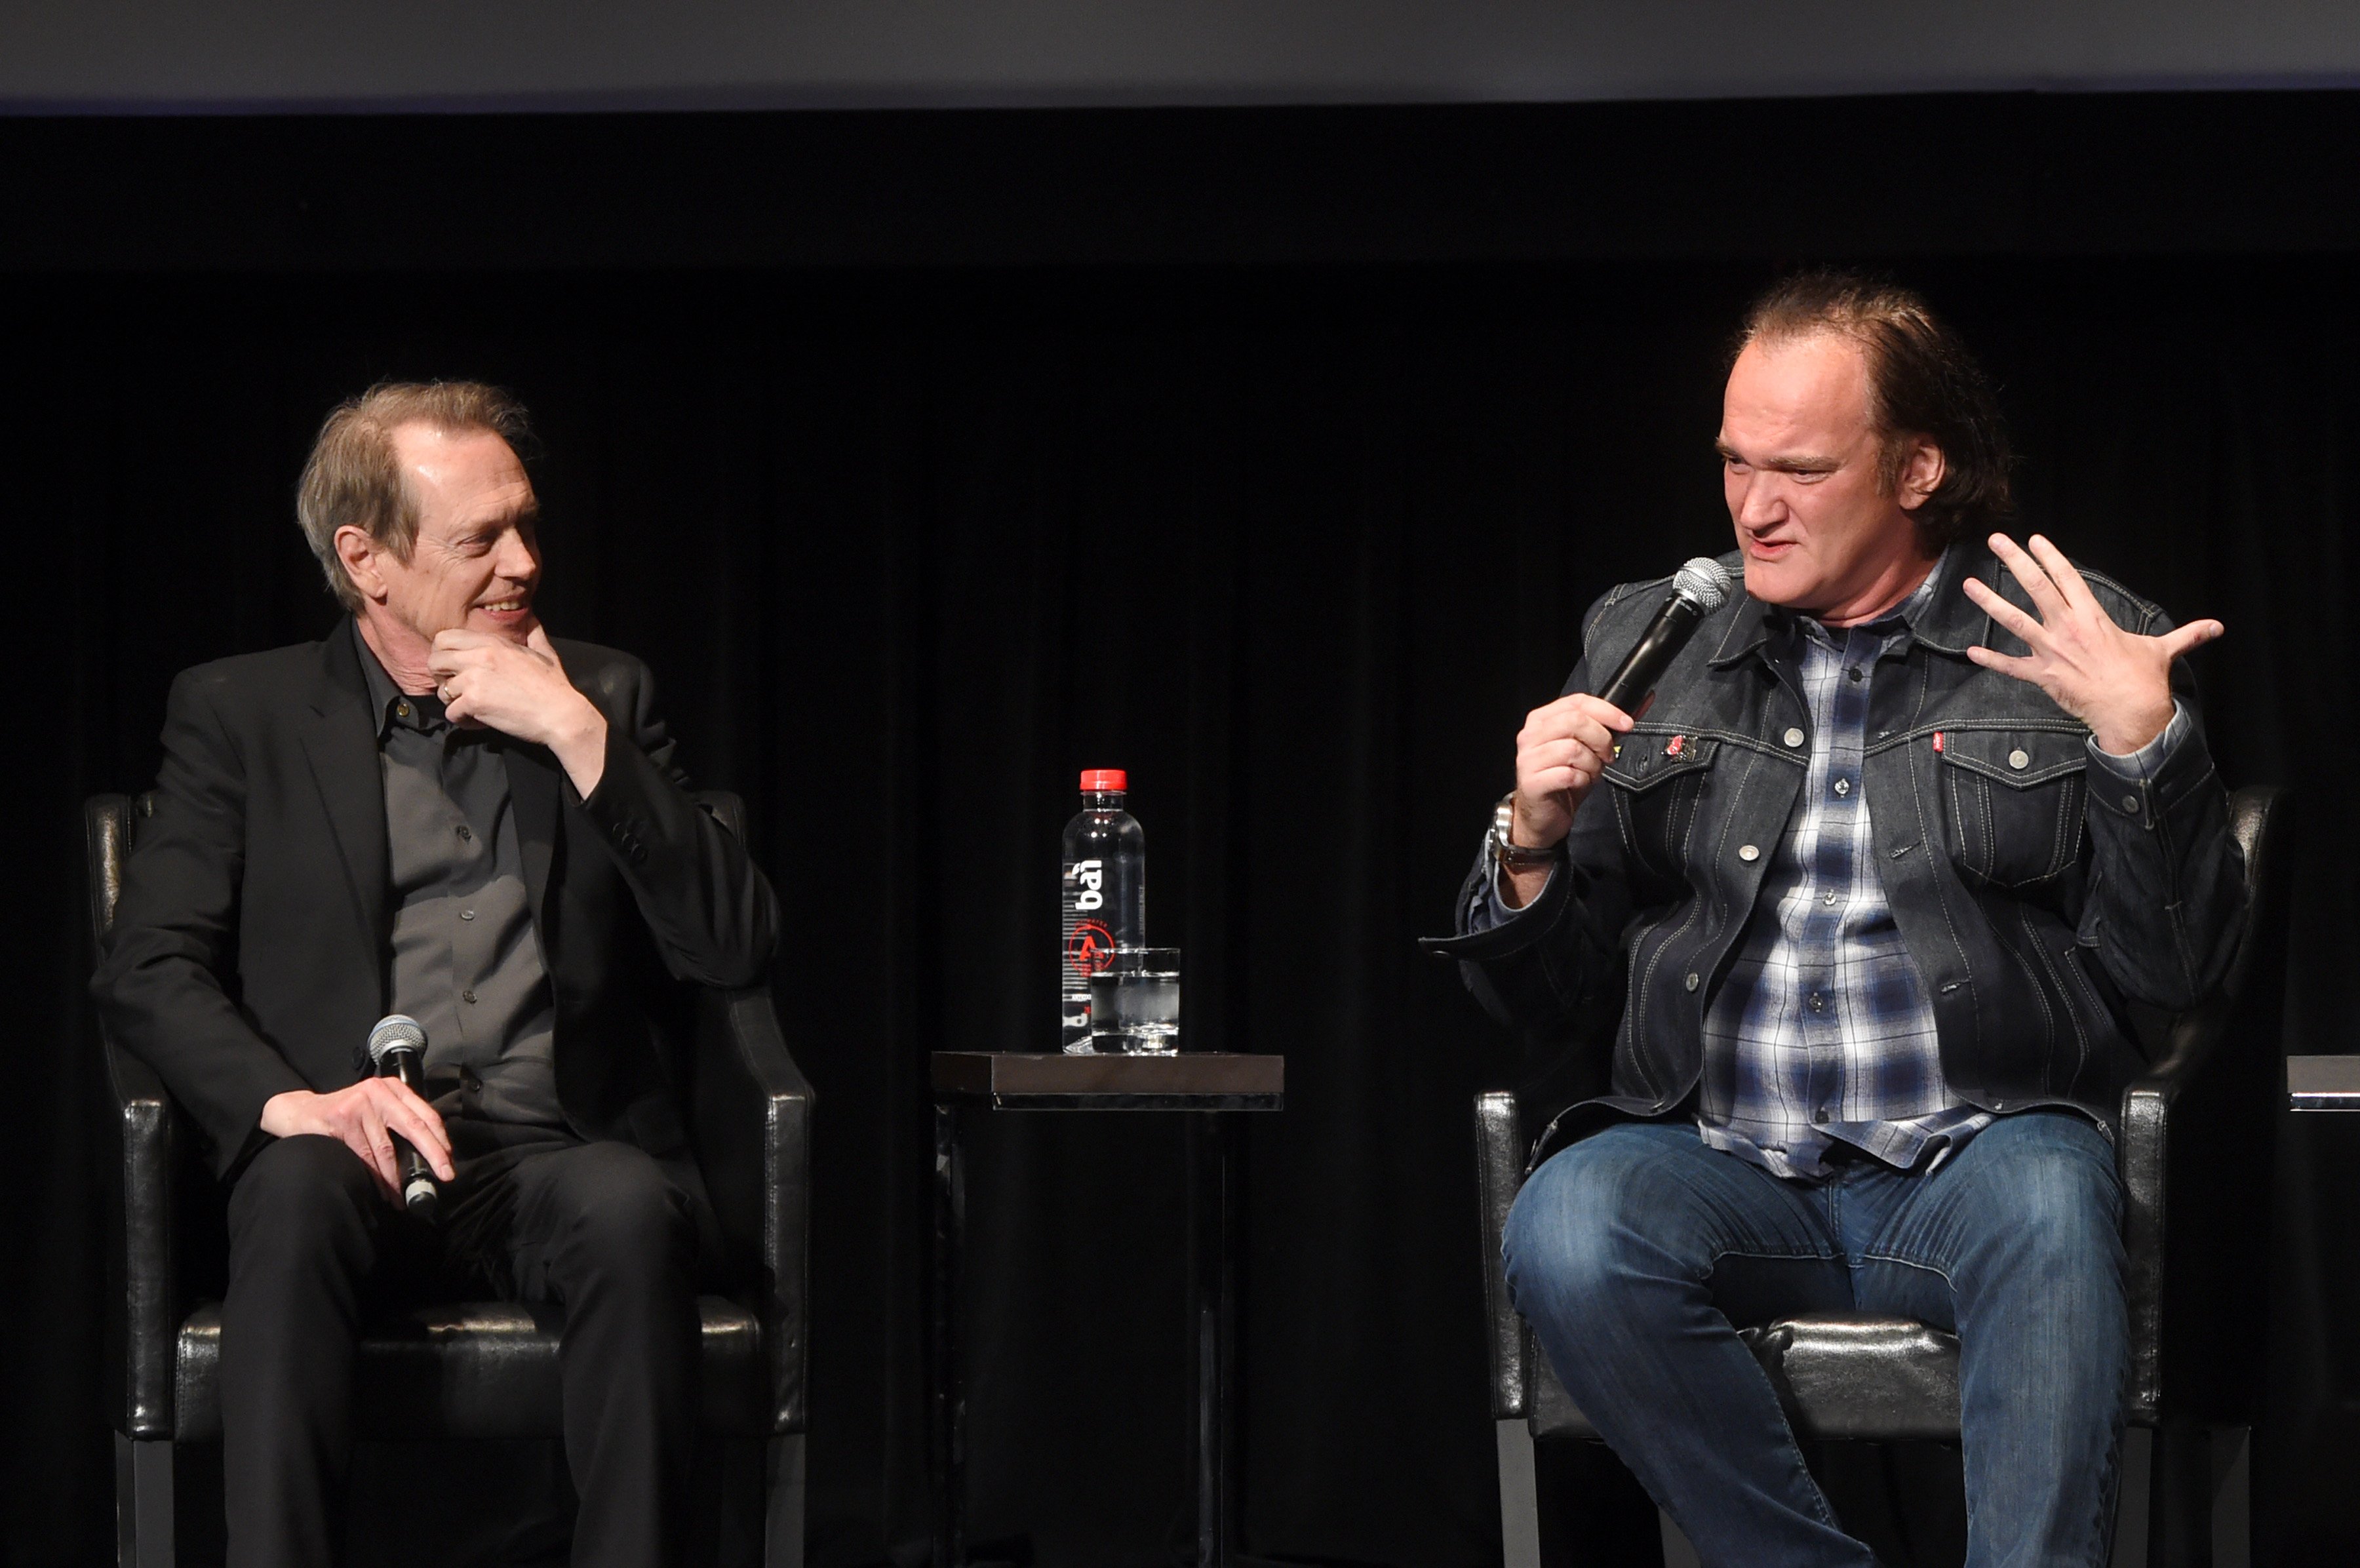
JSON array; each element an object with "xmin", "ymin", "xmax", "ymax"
[
  {"xmin": 1807, "ymin": 992, "xmax": 1826, "ymax": 1012},
  {"xmin": 1683, "ymin": 972, "xmax": 1701, "ymax": 992},
  {"xmin": 1833, "ymin": 777, "xmax": 1851, "ymax": 796},
  {"xmin": 1824, "ymin": 889, "xmax": 1839, "ymax": 905},
  {"xmin": 462, "ymin": 989, "xmax": 478, "ymax": 1004},
  {"xmin": 2008, "ymin": 748, "xmax": 2030, "ymax": 770},
  {"xmin": 456, "ymin": 825, "xmax": 473, "ymax": 842},
  {"xmin": 1783, "ymin": 727, "xmax": 1805, "ymax": 748},
  {"xmin": 1846, "ymin": 667, "xmax": 1863, "ymax": 684},
  {"xmin": 460, "ymin": 909, "xmax": 476, "ymax": 922},
  {"xmin": 1813, "ymin": 1109, "xmax": 1830, "ymax": 1124},
  {"xmin": 1738, "ymin": 844, "xmax": 1760, "ymax": 862},
  {"xmin": 395, "ymin": 701, "xmax": 412, "ymax": 720}
]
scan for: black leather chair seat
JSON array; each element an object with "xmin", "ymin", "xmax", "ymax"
[
  {"xmin": 172, "ymin": 1297, "xmax": 770, "ymax": 1442},
  {"xmin": 1528, "ymin": 1313, "xmax": 1962, "ymax": 1443}
]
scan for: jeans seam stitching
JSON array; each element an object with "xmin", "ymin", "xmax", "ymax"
[{"xmin": 1853, "ymin": 1248, "xmax": 1956, "ymax": 1287}]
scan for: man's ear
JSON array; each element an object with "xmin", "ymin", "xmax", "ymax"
[
  {"xmin": 1895, "ymin": 436, "xmax": 1947, "ymax": 514},
  {"xmin": 333, "ymin": 525, "xmax": 389, "ymax": 604}
]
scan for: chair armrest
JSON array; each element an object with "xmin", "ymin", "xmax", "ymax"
[
  {"xmin": 2117, "ymin": 784, "xmax": 2291, "ymax": 1422},
  {"xmin": 2117, "ymin": 1038, "xmax": 2199, "ymax": 1420},
  {"xmin": 690, "ymin": 984, "xmax": 814, "ymax": 1435},
  {"xmin": 1473, "ymin": 1091, "xmax": 1528, "ymax": 1422},
  {"xmin": 100, "ymin": 1029, "xmax": 179, "ymax": 1440}
]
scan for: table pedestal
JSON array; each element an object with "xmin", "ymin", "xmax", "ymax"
[{"xmin": 928, "ymin": 1051, "xmax": 1284, "ymax": 1568}]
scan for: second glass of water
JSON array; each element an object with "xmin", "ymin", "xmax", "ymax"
[{"xmin": 1087, "ymin": 947, "xmax": 1181, "ymax": 1055}]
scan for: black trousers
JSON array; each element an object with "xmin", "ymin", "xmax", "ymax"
[{"xmin": 219, "ymin": 1123, "xmax": 706, "ymax": 1568}]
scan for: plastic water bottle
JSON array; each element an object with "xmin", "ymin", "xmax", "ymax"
[{"xmin": 1060, "ymin": 768, "xmax": 1145, "ymax": 1051}]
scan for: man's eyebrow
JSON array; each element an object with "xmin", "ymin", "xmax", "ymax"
[{"xmin": 1716, "ymin": 442, "xmax": 1842, "ymax": 471}]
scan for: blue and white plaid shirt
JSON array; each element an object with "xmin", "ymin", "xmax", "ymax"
[{"xmin": 1694, "ymin": 574, "xmax": 1981, "ymax": 1179}]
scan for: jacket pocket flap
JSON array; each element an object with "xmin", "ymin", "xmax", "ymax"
[
  {"xmin": 1938, "ymin": 728, "xmax": 2087, "ymax": 789},
  {"xmin": 1602, "ymin": 734, "xmax": 1720, "ymax": 794}
]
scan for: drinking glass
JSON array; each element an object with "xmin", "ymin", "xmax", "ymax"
[{"xmin": 1086, "ymin": 947, "xmax": 1181, "ymax": 1055}]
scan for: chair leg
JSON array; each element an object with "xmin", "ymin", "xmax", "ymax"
[
  {"xmin": 114, "ymin": 1433, "xmax": 174, "ymax": 1568},
  {"xmin": 1658, "ymin": 1510, "xmax": 1701, "ymax": 1568},
  {"xmin": 2144, "ymin": 1420, "xmax": 2212, "ymax": 1568},
  {"xmin": 1495, "ymin": 1420, "xmax": 1541, "ymax": 1568},
  {"xmin": 2112, "ymin": 1425, "xmax": 2152, "ymax": 1568},
  {"xmin": 2209, "ymin": 1426, "xmax": 2250, "ymax": 1568},
  {"xmin": 764, "ymin": 1432, "xmax": 806, "ymax": 1568}
]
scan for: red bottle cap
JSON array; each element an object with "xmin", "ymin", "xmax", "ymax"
[{"xmin": 1079, "ymin": 768, "xmax": 1128, "ymax": 792}]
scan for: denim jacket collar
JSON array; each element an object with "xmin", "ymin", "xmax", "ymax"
[{"xmin": 1707, "ymin": 541, "xmax": 1986, "ymax": 670}]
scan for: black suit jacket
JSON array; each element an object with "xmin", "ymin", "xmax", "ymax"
[{"xmin": 92, "ymin": 625, "xmax": 780, "ymax": 1182}]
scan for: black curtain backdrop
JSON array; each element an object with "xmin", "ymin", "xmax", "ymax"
[{"xmin": 5, "ymin": 99, "xmax": 2358, "ymax": 1568}]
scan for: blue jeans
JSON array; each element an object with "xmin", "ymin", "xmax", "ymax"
[{"xmin": 1503, "ymin": 1113, "xmax": 2127, "ymax": 1568}]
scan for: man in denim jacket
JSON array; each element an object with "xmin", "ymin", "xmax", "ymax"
[{"xmin": 1441, "ymin": 272, "xmax": 2245, "ymax": 1567}]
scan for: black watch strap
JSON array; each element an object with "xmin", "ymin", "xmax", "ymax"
[{"xmin": 1489, "ymin": 795, "xmax": 1560, "ymax": 871}]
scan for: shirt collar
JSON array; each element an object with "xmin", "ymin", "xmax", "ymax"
[
  {"xmin": 351, "ymin": 620, "xmax": 449, "ymax": 739},
  {"xmin": 1798, "ymin": 553, "xmax": 1944, "ymax": 649},
  {"xmin": 1710, "ymin": 542, "xmax": 1963, "ymax": 667}
]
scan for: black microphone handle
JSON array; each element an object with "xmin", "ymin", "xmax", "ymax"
[
  {"xmin": 1594, "ymin": 595, "xmax": 1707, "ymax": 715},
  {"xmin": 378, "ymin": 1047, "xmax": 442, "ymax": 1221}
]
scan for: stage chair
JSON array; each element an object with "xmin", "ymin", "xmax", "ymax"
[
  {"xmin": 87, "ymin": 790, "xmax": 813, "ymax": 1568},
  {"xmin": 1474, "ymin": 785, "xmax": 2291, "ymax": 1568}
]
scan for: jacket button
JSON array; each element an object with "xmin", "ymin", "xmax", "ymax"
[
  {"xmin": 2122, "ymin": 794, "xmax": 2140, "ymax": 813},
  {"xmin": 1739, "ymin": 844, "xmax": 1760, "ymax": 862},
  {"xmin": 1683, "ymin": 972, "xmax": 1701, "ymax": 992},
  {"xmin": 1783, "ymin": 727, "xmax": 1805, "ymax": 747},
  {"xmin": 2008, "ymin": 749, "xmax": 2030, "ymax": 770}
]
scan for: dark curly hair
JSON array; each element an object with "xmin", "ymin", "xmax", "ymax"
[{"xmin": 1733, "ymin": 269, "xmax": 2015, "ymax": 550}]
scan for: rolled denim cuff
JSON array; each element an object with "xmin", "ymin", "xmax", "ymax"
[
  {"xmin": 1424, "ymin": 836, "xmax": 1576, "ymax": 962},
  {"xmin": 1468, "ymin": 858, "xmax": 1559, "ymax": 934},
  {"xmin": 2085, "ymin": 700, "xmax": 2191, "ymax": 785},
  {"xmin": 2088, "ymin": 701, "xmax": 2216, "ymax": 829}
]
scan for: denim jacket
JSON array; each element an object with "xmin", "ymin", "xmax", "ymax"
[{"xmin": 1430, "ymin": 543, "xmax": 2248, "ymax": 1170}]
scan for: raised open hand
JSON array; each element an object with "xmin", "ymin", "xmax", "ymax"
[{"xmin": 1961, "ymin": 533, "xmax": 2222, "ymax": 755}]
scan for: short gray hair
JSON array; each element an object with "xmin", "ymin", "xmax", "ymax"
[{"xmin": 295, "ymin": 382, "xmax": 535, "ymax": 612}]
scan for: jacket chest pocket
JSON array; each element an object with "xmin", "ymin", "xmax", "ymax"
[
  {"xmin": 1937, "ymin": 729, "xmax": 2089, "ymax": 890},
  {"xmin": 1602, "ymin": 734, "xmax": 1722, "ymax": 874}
]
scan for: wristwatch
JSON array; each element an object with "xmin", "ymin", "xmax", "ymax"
[{"xmin": 1489, "ymin": 794, "xmax": 1560, "ymax": 872}]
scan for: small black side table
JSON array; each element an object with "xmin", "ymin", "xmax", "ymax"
[{"xmin": 928, "ymin": 1051, "xmax": 1285, "ymax": 1568}]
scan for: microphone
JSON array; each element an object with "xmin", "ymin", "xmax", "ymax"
[
  {"xmin": 1594, "ymin": 557, "xmax": 1736, "ymax": 716},
  {"xmin": 366, "ymin": 1014, "xmax": 441, "ymax": 1222}
]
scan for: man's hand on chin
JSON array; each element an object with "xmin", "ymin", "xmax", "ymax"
[{"xmin": 428, "ymin": 624, "xmax": 610, "ymax": 796}]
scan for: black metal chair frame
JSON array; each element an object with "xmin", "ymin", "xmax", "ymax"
[
  {"xmin": 88, "ymin": 790, "xmax": 814, "ymax": 1568},
  {"xmin": 1473, "ymin": 785, "xmax": 2291, "ymax": 1568}
]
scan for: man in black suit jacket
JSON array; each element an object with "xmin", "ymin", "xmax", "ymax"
[{"xmin": 93, "ymin": 382, "xmax": 779, "ymax": 1567}]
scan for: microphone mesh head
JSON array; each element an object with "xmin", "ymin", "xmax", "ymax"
[
  {"xmin": 1672, "ymin": 557, "xmax": 1735, "ymax": 612},
  {"xmin": 367, "ymin": 1013, "xmax": 427, "ymax": 1065}
]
